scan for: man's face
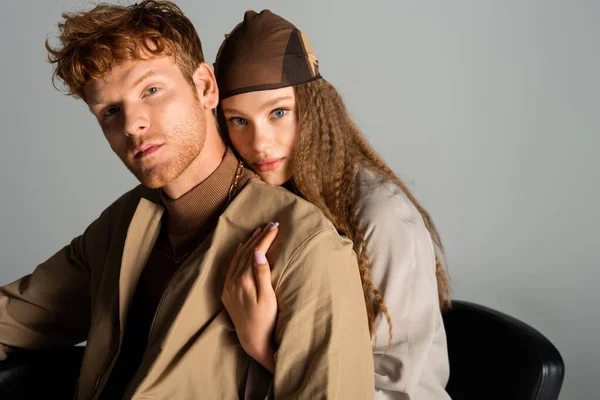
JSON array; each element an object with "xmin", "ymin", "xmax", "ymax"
[{"xmin": 85, "ymin": 56, "xmax": 206, "ymax": 189}]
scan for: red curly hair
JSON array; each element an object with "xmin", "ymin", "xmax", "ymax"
[{"xmin": 45, "ymin": 0, "xmax": 204, "ymax": 101}]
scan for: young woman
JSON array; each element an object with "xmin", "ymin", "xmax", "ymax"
[{"xmin": 216, "ymin": 10, "xmax": 452, "ymax": 399}]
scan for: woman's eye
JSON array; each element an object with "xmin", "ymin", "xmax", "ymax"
[
  {"xmin": 146, "ymin": 87, "xmax": 159, "ymax": 96},
  {"xmin": 230, "ymin": 117, "xmax": 247, "ymax": 126},
  {"xmin": 272, "ymin": 108, "xmax": 287, "ymax": 118},
  {"xmin": 103, "ymin": 107, "xmax": 120, "ymax": 117}
]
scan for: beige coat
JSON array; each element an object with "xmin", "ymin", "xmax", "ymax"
[
  {"xmin": 0, "ymin": 179, "xmax": 374, "ymax": 399},
  {"xmin": 355, "ymin": 168, "xmax": 450, "ymax": 400}
]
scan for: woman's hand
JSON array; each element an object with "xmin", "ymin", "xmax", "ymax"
[{"xmin": 222, "ymin": 221, "xmax": 280, "ymax": 373}]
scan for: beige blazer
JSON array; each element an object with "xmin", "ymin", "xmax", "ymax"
[{"xmin": 0, "ymin": 179, "xmax": 374, "ymax": 399}]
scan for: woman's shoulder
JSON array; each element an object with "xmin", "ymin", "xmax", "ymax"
[{"xmin": 355, "ymin": 167, "xmax": 422, "ymax": 228}]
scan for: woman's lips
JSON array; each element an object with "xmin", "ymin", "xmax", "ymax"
[{"xmin": 253, "ymin": 158, "xmax": 284, "ymax": 172}]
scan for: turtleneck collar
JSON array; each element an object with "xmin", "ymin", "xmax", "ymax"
[{"xmin": 160, "ymin": 147, "xmax": 243, "ymax": 236}]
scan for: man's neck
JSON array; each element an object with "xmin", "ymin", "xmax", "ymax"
[{"xmin": 162, "ymin": 129, "xmax": 226, "ymax": 200}]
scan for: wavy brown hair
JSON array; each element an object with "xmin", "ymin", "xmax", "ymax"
[
  {"xmin": 218, "ymin": 78, "xmax": 451, "ymax": 342},
  {"xmin": 45, "ymin": 0, "xmax": 204, "ymax": 101},
  {"xmin": 291, "ymin": 79, "xmax": 452, "ymax": 340}
]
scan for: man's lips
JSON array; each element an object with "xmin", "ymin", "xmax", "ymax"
[
  {"xmin": 253, "ymin": 158, "xmax": 284, "ymax": 172},
  {"xmin": 133, "ymin": 144, "xmax": 163, "ymax": 159}
]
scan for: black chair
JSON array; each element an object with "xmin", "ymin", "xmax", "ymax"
[
  {"xmin": 443, "ymin": 300, "xmax": 565, "ymax": 400},
  {"xmin": 0, "ymin": 346, "xmax": 84, "ymax": 399},
  {"xmin": 0, "ymin": 301, "xmax": 566, "ymax": 399}
]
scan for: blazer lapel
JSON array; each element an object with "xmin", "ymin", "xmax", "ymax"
[{"xmin": 119, "ymin": 197, "xmax": 164, "ymax": 329}]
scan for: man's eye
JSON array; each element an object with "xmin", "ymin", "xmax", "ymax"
[
  {"xmin": 103, "ymin": 107, "xmax": 120, "ymax": 117},
  {"xmin": 230, "ymin": 117, "xmax": 247, "ymax": 126},
  {"xmin": 272, "ymin": 108, "xmax": 287, "ymax": 118}
]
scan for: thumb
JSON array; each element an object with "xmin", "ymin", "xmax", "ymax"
[{"xmin": 253, "ymin": 250, "xmax": 274, "ymax": 300}]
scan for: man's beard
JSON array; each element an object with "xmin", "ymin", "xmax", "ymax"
[{"xmin": 121, "ymin": 106, "xmax": 207, "ymax": 189}]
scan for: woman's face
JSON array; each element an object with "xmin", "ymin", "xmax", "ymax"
[{"xmin": 221, "ymin": 86, "xmax": 297, "ymax": 186}]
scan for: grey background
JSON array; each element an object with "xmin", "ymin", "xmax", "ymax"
[{"xmin": 1, "ymin": 0, "xmax": 598, "ymax": 398}]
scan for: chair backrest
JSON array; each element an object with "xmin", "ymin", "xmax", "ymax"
[
  {"xmin": 0, "ymin": 346, "xmax": 84, "ymax": 398},
  {"xmin": 443, "ymin": 300, "xmax": 565, "ymax": 400}
]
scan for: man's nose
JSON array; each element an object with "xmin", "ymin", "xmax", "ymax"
[{"xmin": 123, "ymin": 106, "xmax": 150, "ymax": 137}]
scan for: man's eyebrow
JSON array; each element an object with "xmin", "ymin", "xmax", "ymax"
[
  {"xmin": 131, "ymin": 70, "xmax": 157, "ymax": 89},
  {"xmin": 222, "ymin": 96, "xmax": 294, "ymax": 115},
  {"xmin": 87, "ymin": 70, "xmax": 159, "ymax": 106}
]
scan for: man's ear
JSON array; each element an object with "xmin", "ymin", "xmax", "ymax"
[{"xmin": 192, "ymin": 62, "xmax": 219, "ymax": 110}]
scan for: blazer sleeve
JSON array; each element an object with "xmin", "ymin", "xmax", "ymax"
[
  {"xmin": 357, "ymin": 178, "xmax": 451, "ymax": 400},
  {"xmin": 0, "ymin": 209, "xmax": 113, "ymax": 360},
  {"xmin": 271, "ymin": 229, "xmax": 375, "ymax": 399}
]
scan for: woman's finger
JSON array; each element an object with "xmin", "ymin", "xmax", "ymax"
[
  {"xmin": 225, "ymin": 226, "xmax": 261, "ymax": 285},
  {"xmin": 239, "ymin": 226, "xmax": 262, "ymax": 253},
  {"xmin": 232, "ymin": 228, "xmax": 262, "ymax": 282},
  {"xmin": 224, "ymin": 241, "xmax": 246, "ymax": 285},
  {"xmin": 232, "ymin": 223, "xmax": 272, "ymax": 282},
  {"xmin": 234, "ymin": 223, "xmax": 279, "ymax": 305},
  {"xmin": 233, "ymin": 223, "xmax": 278, "ymax": 300},
  {"xmin": 234, "ymin": 222, "xmax": 278, "ymax": 282},
  {"xmin": 254, "ymin": 223, "xmax": 279, "ymax": 254},
  {"xmin": 252, "ymin": 224, "xmax": 279, "ymax": 299},
  {"xmin": 253, "ymin": 249, "xmax": 274, "ymax": 300}
]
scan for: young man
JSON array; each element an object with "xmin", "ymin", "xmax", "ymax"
[{"xmin": 0, "ymin": 1, "xmax": 374, "ymax": 399}]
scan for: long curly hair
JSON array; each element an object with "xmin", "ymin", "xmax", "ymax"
[
  {"xmin": 218, "ymin": 78, "xmax": 451, "ymax": 343},
  {"xmin": 291, "ymin": 79, "xmax": 452, "ymax": 341}
]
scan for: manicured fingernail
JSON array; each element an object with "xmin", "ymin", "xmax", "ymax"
[
  {"xmin": 269, "ymin": 222, "xmax": 279, "ymax": 231},
  {"xmin": 254, "ymin": 250, "xmax": 267, "ymax": 265},
  {"xmin": 252, "ymin": 228, "xmax": 262, "ymax": 238},
  {"xmin": 237, "ymin": 243, "xmax": 242, "ymax": 251}
]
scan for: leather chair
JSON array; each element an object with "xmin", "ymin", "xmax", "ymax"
[
  {"xmin": 443, "ymin": 300, "xmax": 565, "ymax": 400},
  {"xmin": 0, "ymin": 300, "xmax": 566, "ymax": 399},
  {"xmin": 0, "ymin": 346, "xmax": 84, "ymax": 398}
]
